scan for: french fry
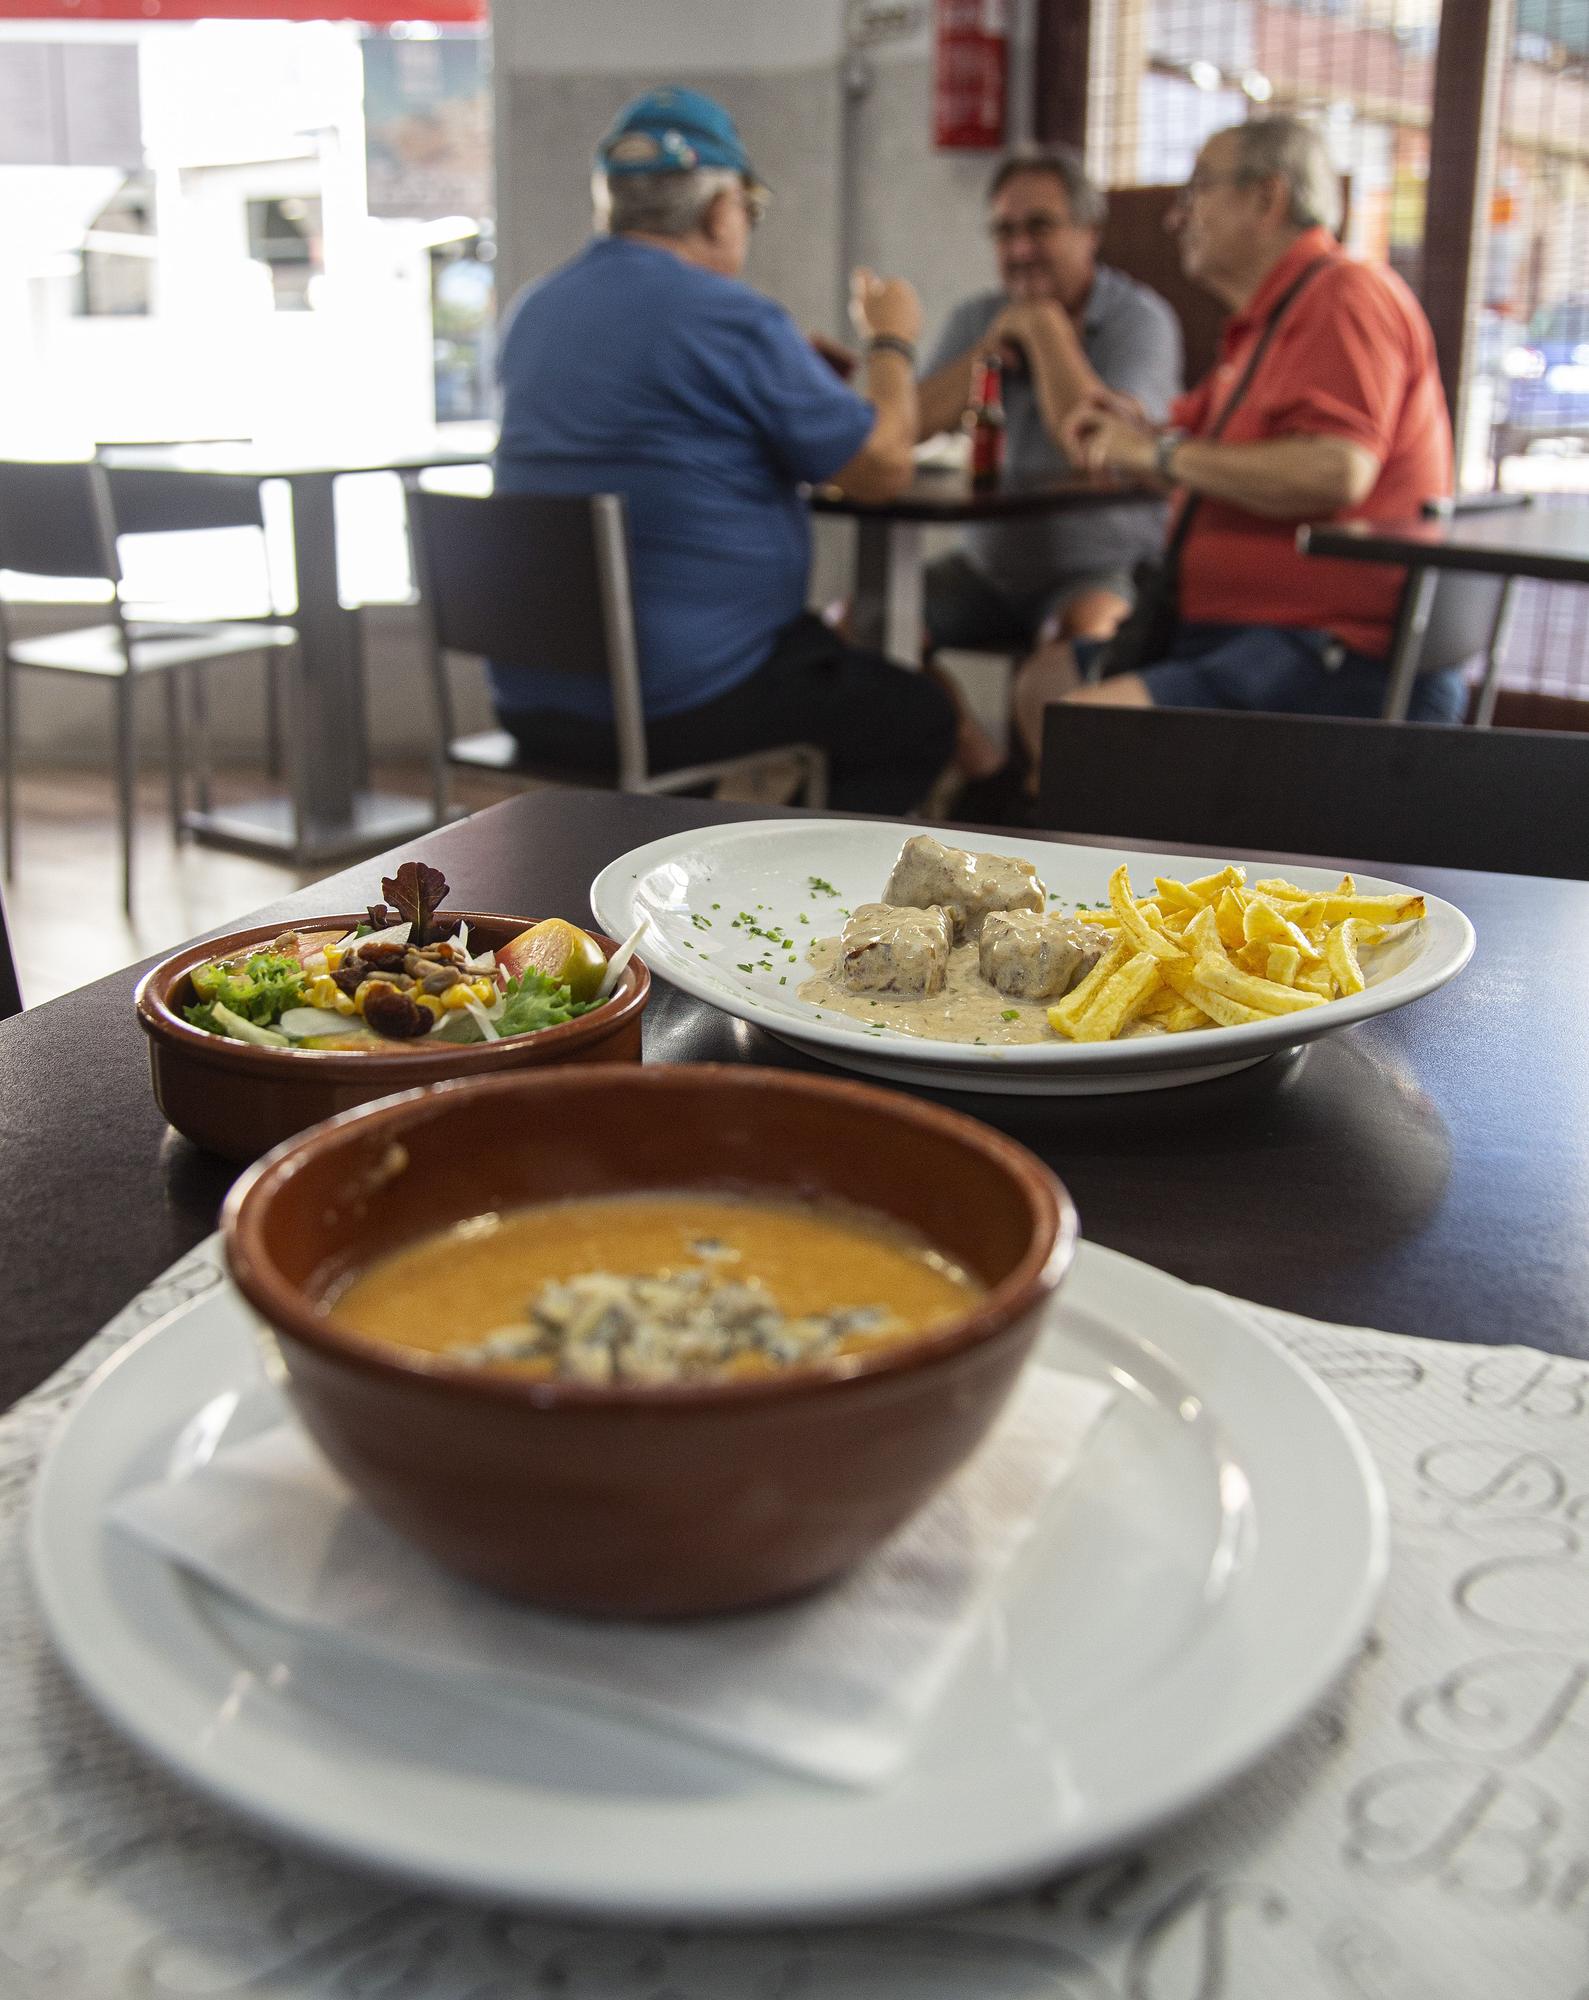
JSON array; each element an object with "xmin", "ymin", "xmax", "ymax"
[
  {"xmin": 1153, "ymin": 876, "xmax": 1205, "ymax": 913},
  {"xmin": 1186, "ymin": 864, "xmax": 1247, "ymax": 902},
  {"xmin": 1195, "ymin": 953, "xmax": 1327, "ymax": 1016},
  {"xmin": 1047, "ymin": 934, "xmax": 1134, "ymax": 1036},
  {"xmin": 1242, "ymin": 896, "xmax": 1321, "ymax": 959},
  {"xmin": 1324, "ymin": 915, "xmax": 1378, "ymax": 997},
  {"xmin": 1215, "ymin": 887, "xmax": 1248, "ymax": 950},
  {"xmin": 1161, "ymin": 959, "xmax": 1266, "ymax": 1027},
  {"xmin": 1186, "ymin": 902, "xmax": 1230, "ymax": 961},
  {"xmin": 1253, "ymin": 877, "xmax": 1310, "ymax": 902},
  {"xmin": 1158, "ymin": 998, "xmax": 1209, "ymax": 1033},
  {"xmin": 1265, "ymin": 944, "xmax": 1302, "ymax": 986},
  {"xmin": 1069, "ymin": 950, "xmax": 1162, "ymax": 1042},
  {"xmin": 1293, "ymin": 891, "xmax": 1426, "ymax": 929},
  {"xmin": 1108, "ymin": 864, "xmax": 1186, "ymax": 963},
  {"xmin": 1295, "ymin": 962, "xmax": 1335, "ymax": 999}
]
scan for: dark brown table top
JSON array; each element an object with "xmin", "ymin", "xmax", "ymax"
[
  {"xmin": 810, "ymin": 470, "xmax": 1156, "ymax": 522},
  {"xmin": 2, "ymin": 787, "xmax": 1580, "ymax": 1412},
  {"xmin": 1299, "ymin": 498, "xmax": 1589, "ymax": 583}
]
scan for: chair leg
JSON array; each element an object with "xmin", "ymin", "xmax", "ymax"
[
  {"xmin": 163, "ymin": 671, "xmax": 185, "ymax": 844},
  {"xmin": 189, "ymin": 663, "xmax": 213, "ymax": 814},
  {"xmin": 115, "ymin": 676, "xmax": 136, "ymax": 918},
  {"xmin": 0, "ymin": 658, "xmax": 14, "ymax": 882},
  {"xmin": 263, "ymin": 649, "xmax": 284, "ymax": 779}
]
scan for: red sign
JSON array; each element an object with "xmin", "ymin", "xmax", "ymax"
[
  {"xmin": 0, "ymin": 2, "xmax": 482, "ymax": 19},
  {"xmin": 933, "ymin": 0, "xmax": 1007, "ymax": 151}
]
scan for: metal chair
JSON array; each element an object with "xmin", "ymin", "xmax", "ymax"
[
  {"xmin": 0, "ymin": 459, "xmax": 297, "ymax": 914},
  {"xmin": 1037, "ymin": 703, "xmax": 1589, "ymax": 878},
  {"xmin": 1377, "ymin": 493, "xmax": 1531, "ymax": 724},
  {"xmin": 403, "ymin": 482, "xmax": 827, "ymax": 811},
  {"xmin": 98, "ymin": 453, "xmax": 295, "ymax": 794},
  {"xmin": 0, "ymin": 882, "xmax": 20, "ymax": 1019}
]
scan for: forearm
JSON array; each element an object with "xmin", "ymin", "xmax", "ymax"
[
  {"xmin": 832, "ymin": 348, "xmax": 919, "ymax": 501},
  {"xmin": 915, "ymin": 355, "xmax": 975, "ymax": 440},
  {"xmin": 1020, "ymin": 316, "xmax": 1103, "ymax": 449},
  {"xmin": 1167, "ymin": 434, "xmax": 1379, "ymax": 520}
]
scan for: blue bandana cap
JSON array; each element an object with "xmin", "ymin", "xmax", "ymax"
[{"xmin": 596, "ymin": 87, "xmax": 768, "ymax": 198}]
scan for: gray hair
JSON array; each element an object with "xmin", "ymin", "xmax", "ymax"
[
  {"xmin": 594, "ymin": 166, "xmax": 742, "ymax": 238},
  {"xmin": 986, "ymin": 147, "xmax": 1107, "ymax": 232},
  {"xmin": 1228, "ymin": 116, "xmax": 1343, "ymax": 236}
]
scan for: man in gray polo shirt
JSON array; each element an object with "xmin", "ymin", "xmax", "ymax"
[{"xmin": 920, "ymin": 149, "xmax": 1182, "ymax": 660}]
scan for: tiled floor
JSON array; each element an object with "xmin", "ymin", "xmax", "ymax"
[{"xmin": 3, "ymin": 761, "xmax": 514, "ymax": 1009}]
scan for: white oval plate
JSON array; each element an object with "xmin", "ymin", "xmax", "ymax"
[
  {"xmin": 29, "ymin": 1244, "xmax": 1386, "ymax": 1924},
  {"xmin": 590, "ymin": 818, "xmax": 1475, "ymax": 1094}
]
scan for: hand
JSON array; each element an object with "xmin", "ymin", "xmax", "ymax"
[
  {"xmin": 1059, "ymin": 387, "xmax": 1159, "ymax": 475},
  {"xmin": 808, "ymin": 330, "xmax": 858, "ymax": 381},
  {"xmin": 850, "ymin": 268, "xmax": 922, "ymax": 346},
  {"xmin": 984, "ymin": 299, "xmax": 1067, "ymax": 354}
]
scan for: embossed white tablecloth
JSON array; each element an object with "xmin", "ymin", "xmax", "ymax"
[{"xmin": 7, "ymin": 1239, "xmax": 1589, "ymax": 2000}]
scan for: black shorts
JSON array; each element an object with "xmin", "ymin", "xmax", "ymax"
[{"xmin": 498, "ymin": 613, "xmax": 957, "ymax": 816}]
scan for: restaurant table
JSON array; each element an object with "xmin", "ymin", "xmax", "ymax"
[
  {"xmin": 1298, "ymin": 497, "xmax": 1589, "ymax": 720},
  {"xmin": 7, "ymin": 788, "xmax": 1589, "ymax": 1996},
  {"xmin": 98, "ymin": 425, "xmax": 495, "ymax": 866},
  {"xmin": 2, "ymin": 785, "xmax": 1584, "ymax": 1412},
  {"xmin": 812, "ymin": 470, "xmax": 1155, "ymax": 664}
]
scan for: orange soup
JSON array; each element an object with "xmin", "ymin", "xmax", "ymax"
[{"xmin": 330, "ymin": 1191, "xmax": 982, "ymax": 1385}]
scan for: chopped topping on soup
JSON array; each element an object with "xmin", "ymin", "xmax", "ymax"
[
  {"xmin": 459, "ymin": 1263, "xmax": 904, "ymax": 1385},
  {"xmin": 328, "ymin": 1193, "xmax": 982, "ymax": 1383}
]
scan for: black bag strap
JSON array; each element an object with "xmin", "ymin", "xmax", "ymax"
[{"xmin": 1164, "ymin": 253, "xmax": 1335, "ymax": 564}]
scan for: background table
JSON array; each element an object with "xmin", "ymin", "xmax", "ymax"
[
  {"xmin": 812, "ymin": 471, "xmax": 1156, "ymax": 663},
  {"xmin": 2, "ymin": 787, "xmax": 1583, "ymax": 1414},
  {"xmin": 1300, "ymin": 497, "xmax": 1589, "ymax": 585},
  {"xmin": 100, "ymin": 427, "xmax": 494, "ymax": 866}
]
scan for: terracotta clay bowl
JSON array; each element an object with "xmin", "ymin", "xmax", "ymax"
[
  {"xmin": 135, "ymin": 913, "xmax": 649, "ymax": 1164},
  {"xmin": 222, "ymin": 1064, "xmax": 1078, "ymax": 1618}
]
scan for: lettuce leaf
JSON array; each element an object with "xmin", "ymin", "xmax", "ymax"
[
  {"xmin": 495, "ymin": 968, "xmax": 603, "ymax": 1039},
  {"xmin": 185, "ymin": 951, "xmax": 306, "ymax": 1035}
]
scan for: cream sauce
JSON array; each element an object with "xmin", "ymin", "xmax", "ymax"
[{"xmin": 799, "ymin": 934, "xmax": 1069, "ymax": 1047}]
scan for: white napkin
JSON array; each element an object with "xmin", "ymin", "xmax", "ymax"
[{"xmin": 110, "ymin": 1364, "xmax": 1114, "ymax": 1788}]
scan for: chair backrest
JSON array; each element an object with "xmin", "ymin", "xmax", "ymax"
[
  {"xmin": 1389, "ymin": 564, "xmax": 1509, "ymax": 678},
  {"xmin": 403, "ymin": 483, "xmax": 645, "ymax": 778},
  {"xmin": 1038, "ymin": 704, "xmax": 1589, "ymax": 878},
  {"xmin": 0, "ymin": 460, "xmax": 119, "ymax": 581},
  {"xmin": 1099, "ymin": 186, "xmax": 1226, "ymax": 388},
  {"xmin": 101, "ymin": 464, "xmax": 266, "ymax": 536}
]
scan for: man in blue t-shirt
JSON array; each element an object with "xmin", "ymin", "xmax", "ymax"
[{"xmin": 491, "ymin": 87, "xmax": 956, "ymax": 813}]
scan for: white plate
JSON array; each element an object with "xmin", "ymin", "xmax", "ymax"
[
  {"xmin": 590, "ymin": 818, "xmax": 1475, "ymax": 1094},
  {"xmin": 28, "ymin": 1244, "xmax": 1387, "ymax": 1924}
]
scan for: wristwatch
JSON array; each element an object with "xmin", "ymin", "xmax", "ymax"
[{"xmin": 1154, "ymin": 427, "xmax": 1188, "ymax": 481}]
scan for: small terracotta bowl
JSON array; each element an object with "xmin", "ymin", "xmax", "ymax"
[
  {"xmin": 222, "ymin": 1064, "xmax": 1077, "ymax": 1618},
  {"xmin": 135, "ymin": 914, "xmax": 649, "ymax": 1163}
]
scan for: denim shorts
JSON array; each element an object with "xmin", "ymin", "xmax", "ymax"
[{"xmin": 1077, "ymin": 622, "xmax": 1467, "ymax": 724}]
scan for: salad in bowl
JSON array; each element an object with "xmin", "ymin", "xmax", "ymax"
[
  {"xmin": 184, "ymin": 862, "xmax": 632, "ymax": 1054},
  {"xmin": 135, "ymin": 862, "xmax": 650, "ymax": 1163}
]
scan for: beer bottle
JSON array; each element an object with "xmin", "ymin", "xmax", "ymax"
[{"xmin": 965, "ymin": 354, "xmax": 1006, "ymax": 491}]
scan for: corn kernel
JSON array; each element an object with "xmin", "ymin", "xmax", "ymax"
[
  {"xmin": 441, "ymin": 984, "xmax": 474, "ymax": 1010},
  {"xmin": 307, "ymin": 975, "xmax": 340, "ymax": 1010},
  {"xmin": 471, "ymin": 978, "xmax": 496, "ymax": 1003},
  {"xmin": 415, "ymin": 993, "xmax": 445, "ymax": 1020},
  {"xmin": 334, "ymin": 992, "xmax": 355, "ymax": 1016},
  {"xmin": 324, "ymin": 944, "xmax": 345, "ymax": 970}
]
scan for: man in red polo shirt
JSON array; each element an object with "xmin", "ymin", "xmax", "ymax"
[{"xmin": 1007, "ymin": 114, "xmax": 1453, "ymax": 759}]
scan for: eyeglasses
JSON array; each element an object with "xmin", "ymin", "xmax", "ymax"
[
  {"xmin": 988, "ymin": 213, "xmax": 1070, "ymax": 246},
  {"xmin": 741, "ymin": 185, "xmax": 770, "ymax": 229}
]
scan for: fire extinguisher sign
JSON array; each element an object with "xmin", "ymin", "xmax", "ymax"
[{"xmin": 934, "ymin": 0, "xmax": 1009, "ymax": 151}]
